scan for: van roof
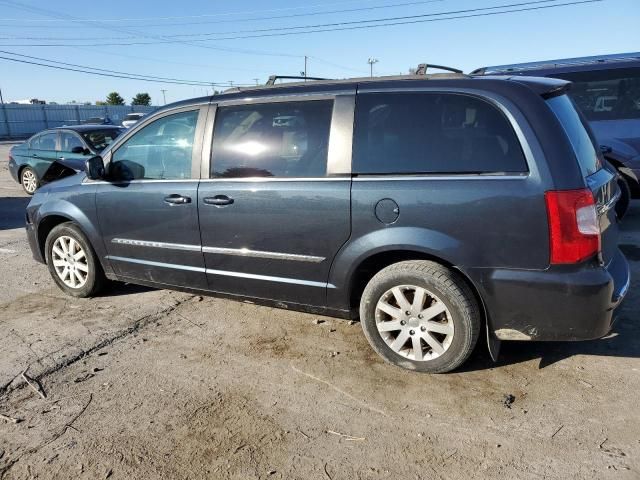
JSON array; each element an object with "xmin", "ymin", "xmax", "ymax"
[{"xmin": 159, "ymin": 73, "xmax": 571, "ymax": 111}]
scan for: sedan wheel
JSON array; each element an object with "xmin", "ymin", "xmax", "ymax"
[
  {"xmin": 51, "ymin": 235, "xmax": 89, "ymax": 289},
  {"xmin": 21, "ymin": 168, "xmax": 38, "ymax": 194}
]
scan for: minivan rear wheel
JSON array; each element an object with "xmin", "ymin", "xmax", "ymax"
[
  {"xmin": 359, "ymin": 260, "xmax": 480, "ymax": 373},
  {"xmin": 45, "ymin": 222, "xmax": 106, "ymax": 298}
]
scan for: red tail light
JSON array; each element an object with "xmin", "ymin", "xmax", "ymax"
[{"xmin": 545, "ymin": 189, "xmax": 600, "ymax": 264}]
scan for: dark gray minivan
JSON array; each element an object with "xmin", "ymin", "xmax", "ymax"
[{"xmin": 25, "ymin": 73, "xmax": 630, "ymax": 373}]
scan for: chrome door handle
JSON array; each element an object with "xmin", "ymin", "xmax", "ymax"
[
  {"xmin": 203, "ymin": 195, "xmax": 234, "ymax": 206},
  {"xmin": 164, "ymin": 194, "xmax": 192, "ymax": 205}
]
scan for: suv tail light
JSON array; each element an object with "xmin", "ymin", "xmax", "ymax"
[{"xmin": 545, "ymin": 189, "xmax": 600, "ymax": 264}]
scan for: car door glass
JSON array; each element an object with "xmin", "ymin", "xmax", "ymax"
[
  {"xmin": 37, "ymin": 132, "xmax": 57, "ymax": 152},
  {"xmin": 211, "ymin": 100, "xmax": 333, "ymax": 178},
  {"xmin": 111, "ymin": 110, "xmax": 199, "ymax": 180},
  {"xmin": 353, "ymin": 93, "xmax": 527, "ymax": 174},
  {"xmin": 60, "ymin": 132, "xmax": 85, "ymax": 152}
]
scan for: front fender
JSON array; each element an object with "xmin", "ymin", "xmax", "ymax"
[
  {"xmin": 34, "ymin": 192, "xmax": 112, "ymax": 276},
  {"xmin": 327, "ymin": 226, "xmax": 463, "ymax": 311}
]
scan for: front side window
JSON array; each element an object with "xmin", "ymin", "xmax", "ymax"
[
  {"xmin": 111, "ymin": 110, "xmax": 198, "ymax": 180},
  {"xmin": 353, "ymin": 93, "xmax": 527, "ymax": 175},
  {"xmin": 211, "ymin": 100, "xmax": 333, "ymax": 178},
  {"xmin": 32, "ymin": 132, "xmax": 57, "ymax": 151},
  {"xmin": 557, "ymin": 67, "xmax": 640, "ymax": 121},
  {"xmin": 60, "ymin": 132, "xmax": 85, "ymax": 152}
]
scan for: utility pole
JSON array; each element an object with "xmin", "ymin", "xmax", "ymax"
[
  {"xmin": 160, "ymin": 89, "xmax": 167, "ymax": 105},
  {"xmin": 253, "ymin": 78, "xmax": 260, "ymax": 85},
  {"xmin": 304, "ymin": 55, "xmax": 308, "ymax": 81},
  {"xmin": 368, "ymin": 58, "xmax": 379, "ymax": 78},
  {"xmin": 229, "ymin": 80, "xmax": 234, "ymax": 87},
  {"xmin": 0, "ymin": 87, "xmax": 4, "ymax": 104}
]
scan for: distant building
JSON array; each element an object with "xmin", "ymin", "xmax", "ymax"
[{"xmin": 11, "ymin": 98, "xmax": 46, "ymax": 105}]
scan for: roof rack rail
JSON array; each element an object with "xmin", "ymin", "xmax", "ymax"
[
  {"xmin": 415, "ymin": 63, "xmax": 463, "ymax": 75},
  {"xmin": 266, "ymin": 75, "xmax": 332, "ymax": 86}
]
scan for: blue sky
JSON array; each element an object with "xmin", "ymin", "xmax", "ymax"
[{"xmin": 0, "ymin": 0, "xmax": 638, "ymax": 104}]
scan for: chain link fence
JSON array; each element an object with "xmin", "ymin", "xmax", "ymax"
[{"xmin": 0, "ymin": 104, "xmax": 157, "ymax": 139}]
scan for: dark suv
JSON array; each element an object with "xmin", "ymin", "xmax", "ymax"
[
  {"xmin": 473, "ymin": 53, "xmax": 640, "ymax": 212},
  {"xmin": 25, "ymin": 73, "xmax": 630, "ymax": 373}
]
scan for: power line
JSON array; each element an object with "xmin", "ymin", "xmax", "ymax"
[
  {"xmin": 0, "ymin": 50, "xmax": 235, "ymax": 85},
  {"xmin": 0, "ymin": 0, "xmax": 384, "ymax": 22},
  {"xmin": 0, "ymin": 0, "xmax": 302, "ymax": 59},
  {"xmin": 0, "ymin": 0, "xmax": 449, "ymax": 29},
  {"xmin": 0, "ymin": 0, "xmax": 604, "ymax": 47},
  {"xmin": 0, "ymin": 54, "xmax": 251, "ymax": 87},
  {"xmin": 0, "ymin": 0, "xmax": 567, "ymax": 40}
]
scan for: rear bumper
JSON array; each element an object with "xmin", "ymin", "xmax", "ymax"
[{"xmin": 469, "ymin": 249, "xmax": 630, "ymax": 341}]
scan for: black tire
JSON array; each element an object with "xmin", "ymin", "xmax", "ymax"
[
  {"xmin": 44, "ymin": 222, "xmax": 106, "ymax": 298},
  {"xmin": 20, "ymin": 166, "xmax": 39, "ymax": 195},
  {"xmin": 359, "ymin": 260, "xmax": 481, "ymax": 373},
  {"xmin": 616, "ymin": 175, "xmax": 631, "ymax": 221}
]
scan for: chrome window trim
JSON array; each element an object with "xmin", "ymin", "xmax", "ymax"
[
  {"xmin": 353, "ymin": 174, "xmax": 529, "ymax": 181},
  {"xmin": 327, "ymin": 95, "xmax": 355, "ymax": 175},
  {"xmin": 202, "ymin": 246, "xmax": 325, "ymax": 263},
  {"xmin": 198, "ymin": 176, "xmax": 350, "ymax": 183}
]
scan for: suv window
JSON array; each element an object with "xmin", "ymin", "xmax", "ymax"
[
  {"xmin": 60, "ymin": 131, "xmax": 85, "ymax": 152},
  {"xmin": 547, "ymin": 94, "xmax": 601, "ymax": 177},
  {"xmin": 31, "ymin": 132, "xmax": 57, "ymax": 151},
  {"xmin": 353, "ymin": 93, "xmax": 527, "ymax": 175},
  {"xmin": 211, "ymin": 100, "xmax": 333, "ymax": 178},
  {"xmin": 111, "ymin": 110, "xmax": 198, "ymax": 180},
  {"xmin": 556, "ymin": 67, "xmax": 640, "ymax": 121}
]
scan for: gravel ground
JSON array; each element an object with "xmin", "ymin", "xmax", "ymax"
[{"xmin": 0, "ymin": 143, "xmax": 639, "ymax": 479}]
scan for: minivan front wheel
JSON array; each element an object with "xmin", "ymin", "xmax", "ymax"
[
  {"xmin": 359, "ymin": 260, "xmax": 480, "ymax": 373},
  {"xmin": 45, "ymin": 223, "xmax": 105, "ymax": 297}
]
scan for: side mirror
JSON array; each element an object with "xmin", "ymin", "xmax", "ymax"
[
  {"xmin": 600, "ymin": 145, "xmax": 613, "ymax": 155},
  {"xmin": 85, "ymin": 155, "xmax": 105, "ymax": 180},
  {"xmin": 71, "ymin": 146, "xmax": 86, "ymax": 154}
]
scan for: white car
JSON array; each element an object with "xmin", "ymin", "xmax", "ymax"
[{"xmin": 122, "ymin": 113, "xmax": 146, "ymax": 128}]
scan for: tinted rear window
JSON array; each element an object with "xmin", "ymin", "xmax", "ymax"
[
  {"xmin": 547, "ymin": 95, "xmax": 600, "ymax": 177},
  {"xmin": 353, "ymin": 92, "xmax": 527, "ymax": 175},
  {"xmin": 556, "ymin": 67, "xmax": 640, "ymax": 121}
]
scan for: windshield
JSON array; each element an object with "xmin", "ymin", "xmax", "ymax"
[
  {"xmin": 557, "ymin": 67, "xmax": 640, "ymax": 121},
  {"xmin": 547, "ymin": 94, "xmax": 601, "ymax": 177},
  {"xmin": 81, "ymin": 129, "xmax": 122, "ymax": 151}
]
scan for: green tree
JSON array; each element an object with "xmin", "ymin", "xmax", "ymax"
[
  {"xmin": 132, "ymin": 92, "xmax": 151, "ymax": 106},
  {"xmin": 106, "ymin": 92, "xmax": 125, "ymax": 105},
  {"xmin": 95, "ymin": 100, "xmax": 107, "ymax": 106}
]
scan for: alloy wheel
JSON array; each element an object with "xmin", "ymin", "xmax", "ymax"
[
  {"xmin": 51, "ymin": 236, "xmax": 89, "ymax": 289},
  {"xmin": 21, "ymin": 169, "xmax": 37, "ymax": 194},
  {"xmin": 375, "ymin": 285, "xmax": 454, "ymax": 361}
]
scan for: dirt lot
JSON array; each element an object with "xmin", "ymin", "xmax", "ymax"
[{"xmin": 0, "ymin": 142, "xmax": 639, "ymax": 480}]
